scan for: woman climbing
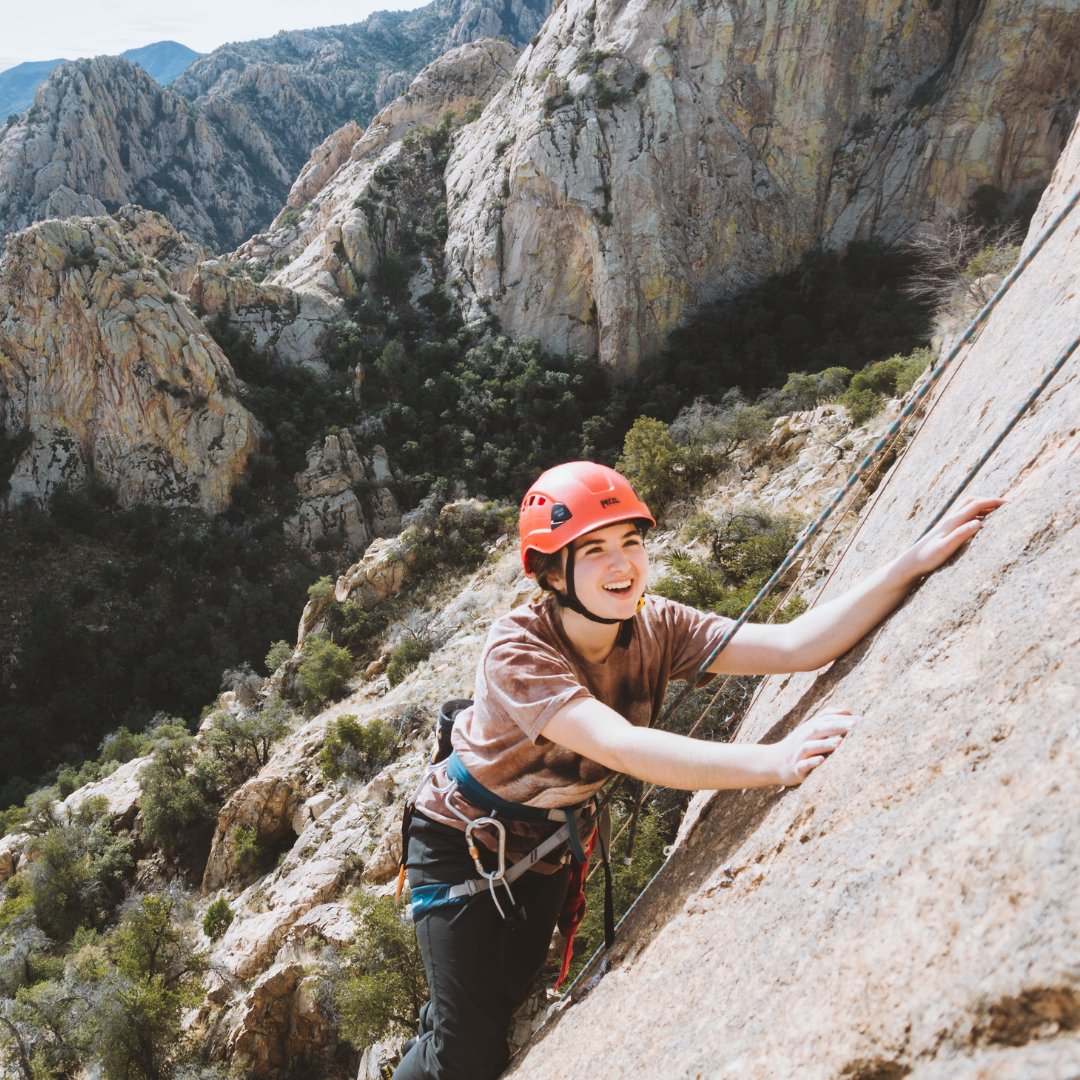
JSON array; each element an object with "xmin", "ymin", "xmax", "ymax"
[{"xmin": 393, "ymin": 460, "xmax": 1002, "ymax": 1080}]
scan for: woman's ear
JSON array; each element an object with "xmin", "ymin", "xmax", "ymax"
[
  {"xmin": 538, "ymin": 550, "xmax": 568, "ymax": 594},
  {"xmin": 544, "ymin": 567, "xmax": 566, "ymax": 593}
]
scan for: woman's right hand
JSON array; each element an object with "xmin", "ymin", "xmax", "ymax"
[{"xmin": 770, "ymin": 708, "xmax": 854, "ymax": 786}]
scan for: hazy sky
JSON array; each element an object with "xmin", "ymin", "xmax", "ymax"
[{"xmin": 3, "ymin": 0, "xmax": 430, "ymax": 67}]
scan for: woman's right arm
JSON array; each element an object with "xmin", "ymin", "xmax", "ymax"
[{"xmin": 540, "ymin": 697, "xmax": 852, "ymax": 790}]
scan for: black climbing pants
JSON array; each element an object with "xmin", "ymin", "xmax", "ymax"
[{"xmin": 392, "ymin": 812, "xmax": 571, "ymax": 1080}]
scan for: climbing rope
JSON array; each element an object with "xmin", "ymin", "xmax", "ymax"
[
  {"xmin": 918, "ymin": 333, "xmax": 1080, "ymax": 538},
  {"xmin": 562, "ymin": 185, "xmax": 1080, "ymax": 999}
]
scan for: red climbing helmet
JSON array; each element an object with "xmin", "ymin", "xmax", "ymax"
[{"xmin": 518, "ymin": 461, "xmax": 655, "ymax": 574}]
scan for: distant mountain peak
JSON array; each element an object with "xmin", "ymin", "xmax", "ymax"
[{"xmin": 0, "ymin": 40, "xmax": 199, "ymax": 118}]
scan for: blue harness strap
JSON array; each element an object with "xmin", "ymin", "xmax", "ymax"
[
  {"xmin": 408, "ymin": 882, "xmax": 473, "ymax": 915},
  {"xmin": 445, "ymin": 751, "xmax": 591, "ymax": 864}
]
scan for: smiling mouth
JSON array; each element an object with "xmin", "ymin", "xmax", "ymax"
[{"xmin": 602, "ymin": 580, "xmax": 633, "ymax": 595}]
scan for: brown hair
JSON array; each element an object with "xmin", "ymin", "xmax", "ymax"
[{"xmin": 528, "ymin": 550, "xmax": 564, "ymax": 594}]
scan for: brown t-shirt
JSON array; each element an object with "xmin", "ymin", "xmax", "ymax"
[{"xmin": 412, "ymin": 594, "xmax": 732, "ymax": 870}]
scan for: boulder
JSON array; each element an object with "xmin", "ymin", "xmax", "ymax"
[
  {"xmin": 202, "ymin": 774, "xmax": 305, "ymax": 892},
  {"xmin": 284, "ymin": 434, "xmax": 401, "ymax": 558}
]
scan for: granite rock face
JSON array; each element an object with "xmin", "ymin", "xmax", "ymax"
[
  {"xmin": 187, "ymin": 261, "xmax": 343, "ymax": 372},
  {"xmin": 444, "ymin": 0, "xmax": 1080, "ymax": 375},
  {"xmin": 239, "ymin": 38, "xmax": 518, "ymax": 303},
  {"xmin": 0, "ymin": 57, "xmax": 290, "ymax": 251},
  {"xmin": 504, "ymin": 114, "xmax": 1080, "ymax": 1080},
  {"xmin": 0, "ymin": 5, "xmax": 552, "ymax": 252},
  {"xmin": 0, "ymin": 216, "xmax": 260, "ymax": 511},
  {"xmin": 284, "ymin": 432, "xmax": 401, "ymax": 557}
]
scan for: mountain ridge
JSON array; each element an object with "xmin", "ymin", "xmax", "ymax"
[{"xmin": 0, "ymin": 41, "xmax": 200, "ymax": 117}]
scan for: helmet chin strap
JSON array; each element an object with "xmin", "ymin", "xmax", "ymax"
[{"xmin": 553, "ymin": 546, "xmax": 637, "ymax": 646}]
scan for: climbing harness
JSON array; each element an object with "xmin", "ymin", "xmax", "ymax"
[
  {"xmin": 398, "ymin": 700, "xmax": 615, "ymax": 986},
  {"xmin": 561, "ymin": 185, "xmax": 1080, "ymax": 1000}
]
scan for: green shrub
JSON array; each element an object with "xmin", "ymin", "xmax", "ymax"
[
  {"xmin": 55, "ymin": 761, "xmax": 102, "ymax": 798},
  {"xmin": 320, "ymin": 892, "xmax": 427, "ymax": 1049},
  {"xmin": 265, "ymin": 639, "xmax": 294, "ymax": 673},
  {"xmin": 711, "ymin": 510, "xmax": 801, "ymax": 583},
  {"xmin": 98, "ymin": 726, "xmax": 153, "ymax": 765},
  {"xmin": 652, "ymin": 555, "xmax": 806, "ymax": 622},
  {"xmin": 202, "ymin": 897, "xmax": 234, "ymax": 941},
  {"xmin": 838, "ymin": 347, "xmax": 930, "ymax": 423},
  {"xmin": 27, "ymin": 800, "xmax": 134, "ymax": 942},
  {"xmin": 231, "ymin": 825, "xmax": 264, "ymax": 877},
  {"xmin": 0, "ymin": 802, "xmax": 28, "ymax": 837},
  {"xmin": 838, "ymin": 386, "xmax": 884, "ymax": 424},
  {"xmin": 407, "ymin": 500, "xmax": 516, "ymax": 577},
  {"xmin": 892, "ymin": 347, "xmax": 931, "ymax": 395},
  {"xmin": 94, "ymin": 894, "xmax": 207, "ymax": 1080},
  {"xmin": 963, "ymin": 241, "xmax": 1020, "ymax": 280},
  {"xmin": 337, "ymin": 601, "xmax": 385, "ymax": 649},
  {"xmin": 371, "ymin": 252, "xmax": 410, "ymax": 300},
  {"xmin": 319, "ymin": 715, "xmax": 398, "ymax": 782},
  {"xmin": 779, "ymin": 366, "xmax": 853, "ymax": 410},
  {"xmin": 669, "ymin": 394, "xmax": 771, "ymax": 462},
  {"xmin": 201, "ymin": 699, "xmax": 291, "ymax": 795},
  {"xmin": 385, "ymin": 636, "xmax": 434, "ymax": 688},
  {"xmin": 138, "ymin": 721, "xmax": 217, "ymax": 859},
  {"xmin": 651, "ymin": 509, "xmax": 806, "ymax": 623},
  {"xmin": 296, "ymin": 636, "xmax": 353, "ymax": 708},
  {"xmin": 307, "ymin": 575, "xmax": 336, "ymax": 606},
  {"xmin": 616, "ymin": 417, "xmax": 692, "ymax": 513}
]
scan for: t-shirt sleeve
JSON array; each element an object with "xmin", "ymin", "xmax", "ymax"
[
  {"xmin": 480, "ymin": 636, "xmax": 593, "ymax": 744},
  {"xmin": 663, "ymin": 598, "xmax": 736, "ymax": 684}
]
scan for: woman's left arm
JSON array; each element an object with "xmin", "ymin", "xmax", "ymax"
[{"xmin": 710, "ymin": 496, "xmax": 1005, "ymax": 675}]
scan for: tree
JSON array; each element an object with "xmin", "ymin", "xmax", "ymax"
[
  {"xmin": 264, "ymin": 639, "xmax": 293, "ymax": 673},
  {"xmin": 616, "ymin": 417, "xmax": 690, "ymax": 514},
  {"xmin": 88, "ymin": 893, "xmax": 207, "ymax": 1080},
  {"xmin": 201, "ymin": 698, "xmax": 291, "ymax": 794},
  {"xmin": 296, "ymin": 636, "xmax": 353, "ymax": 708},
  {"xmin": 201, "ymin": 898, "xmax": 234, "ymax": 942},
  {"xmin": 26, "ymin": 800, "xmax": 133, "ymax": 942},
  {"xmin": 138, "ymin": 722, "xmax": 216, "ymax": 860},
  {"xmin": 321, "ymin": 892, "xmax": 427, "ymax": 1050}
]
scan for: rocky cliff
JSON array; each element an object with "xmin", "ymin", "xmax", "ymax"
[
  {"xmin": 239, "ymin": 38, "xmax": 518, "ymax": 303},
  {"xmin": 0, "ymin": 214, "xmax": 260, "ymax": 510},
  {"xmin": 504, "ymin": 112, "xmax": 1080, "ymax": 1079},
  {"xmin": 443, "ymin": 0, "xmax": 1080, "ymax": 374},
  {"xmin": 0, "ymin": 3, "xmax": 551, "ymax": 253},
  {"xmin": 0, "ymin": 57, "xmax": 291, "ymax": 251}
]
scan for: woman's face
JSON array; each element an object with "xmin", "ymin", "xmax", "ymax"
[{"xmin": 549, "ymin": 521, "xmax": 649, "ymax": 620}]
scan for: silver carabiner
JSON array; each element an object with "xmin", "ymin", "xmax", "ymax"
[
  {"xmin": 465, "ymin": 815, "xmax": 507, "ymax": 881},
  {"xmin": 465, "ymin": 816, "xmax": 515, "ymax": 919}
]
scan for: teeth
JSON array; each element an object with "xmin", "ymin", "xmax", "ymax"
[{"xmin": 603, "ymin": 581, "xmax": 631, "ymax": 591}]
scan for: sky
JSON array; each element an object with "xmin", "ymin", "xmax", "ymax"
[{"xmin": 2, "ymin": 0, "xmax": 431, "ymax": 68}]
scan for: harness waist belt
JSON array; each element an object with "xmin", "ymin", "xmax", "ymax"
[
  {"xmin": 445, "ymin": 750, "xmax": 591, "ymax": 864},
  {"xmin": 445, "ymin": 751, "xmax": 570, "ymax": 822}
]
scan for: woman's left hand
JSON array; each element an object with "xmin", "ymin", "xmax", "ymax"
[{"xmin": 898, "ymin": 496, "xmax": 1005, "ymax": 579}]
